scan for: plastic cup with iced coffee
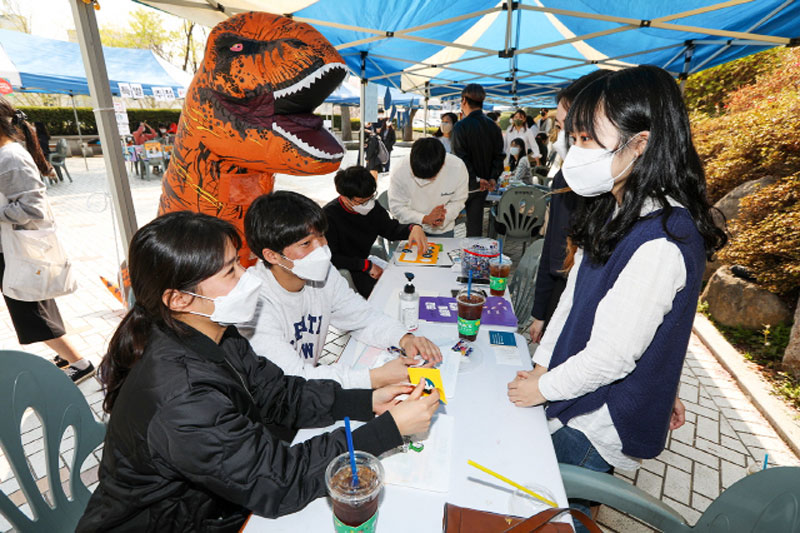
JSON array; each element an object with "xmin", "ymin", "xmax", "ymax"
[
  {"xmin": 457, "ymin": 289, "xmax": 486, "ymax": 341},
  {"xmin": 489, "ymin": 255, "xmax": 512, "ymax": 296},
  {"xmin": 326, "ymin": 451, "xmax": 384, "ymax": 532}
]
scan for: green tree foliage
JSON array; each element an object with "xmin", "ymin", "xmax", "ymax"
[
  {"xmin": 20, "ymin": 107, "xmax": 181, "ymax": 136},
  {"xmin": 692, "ymin": 47, "xmax": 800, "ymax": 295},
  {"xmin": 684, "ymin": 47, "xmax": 783, "ymax": 116},
  {"xmin": 100, "ymin": 8, "xmax": 179, "ymax": 63}
]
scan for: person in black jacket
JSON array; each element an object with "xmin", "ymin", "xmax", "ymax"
[
  {"xmin": 451, "ymin": 84, "xmax": 505, "ymax": 236},
  {"xmin": 324, "ymin": 165, "xmax": 427, "ymax": 298},
  {"xmin": 379, "ymin": 121, "xmax": 396, "ymax": 173},
  {"xmin": 77, "ymin": 211, "xmax": 438, "ymax": 532},
  {"xmin": 529, "ymin": 70, "xmax": 611, "ymax": 343}
]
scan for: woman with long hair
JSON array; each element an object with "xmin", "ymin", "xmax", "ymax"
[
  {"xmin": 433, "ymin": 112, "xmax": 458, "ymax": 153},
  {"xmin": 78, "ymin": 211, "xmax": 438, "ymax": 531},
  {"xmin": 504, "ymin": 108, "xmax": 540, "ymax": 166},
  {"xmin": 507, "ymin": 137, "xmax": 532, "ymax": 185},
  {"xmin": 507, "ymin": 66, "xmax": 726, "ymax": 527},
  {"xmin": 0, "ymin": 97, "xmax": 94, "ymax": 382}
]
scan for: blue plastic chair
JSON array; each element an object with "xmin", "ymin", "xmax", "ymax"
[
  {"xmin": 0, "ymin": 350, "xmax": 106, "ymax": 532},
  {"xmin": 560, "ymin": 463, "xmax": 800, "ymax": 532}
]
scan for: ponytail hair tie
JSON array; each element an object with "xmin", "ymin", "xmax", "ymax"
[{"xmin": 11, "ymin": 110, "xmax": 27, "ymax": 125}]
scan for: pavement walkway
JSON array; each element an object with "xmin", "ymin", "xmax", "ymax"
[{"xmin": 0, "ymin": 152, "xmax": 797, "ymax": 532}]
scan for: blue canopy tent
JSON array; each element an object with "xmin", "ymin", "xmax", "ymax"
[
  {"xmin": 66, "ymin": 0, "xmax": 799, "ymax": 250},
  {"xmin": 0, "ymin": 29, "xmax": 190, "ymax": 97}
]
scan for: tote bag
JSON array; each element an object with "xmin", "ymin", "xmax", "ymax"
[{"xmin": 0, "ymin": 193, "xmax": 77, "ymax": 302}]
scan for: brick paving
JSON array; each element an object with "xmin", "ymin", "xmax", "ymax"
[{"xmin": 1, "ymin": 152, "xmax": 797, "ymax": 532}]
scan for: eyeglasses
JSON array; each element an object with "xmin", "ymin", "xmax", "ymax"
[{"xmin": 350, "ymin": 193, "xmax": 377, "ymax": 206}]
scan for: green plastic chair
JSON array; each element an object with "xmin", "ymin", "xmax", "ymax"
[
  {"xmin": 507, "ymin": 238, "xmax": 544, "ymax": 324},
  {"xmin": 48, "ymin": 139, "xmax": 72, "ymax": 183},
  {"xmin": 492, "ymin": 186, "xmax": 547, "ymax": 254},
  {"xmin": 559, "ymin": 463, "xmax": 800, "ymax": 532},
  {"xmin": 0, "ymin": 350, "xmax": 106, "ymax": 532}
]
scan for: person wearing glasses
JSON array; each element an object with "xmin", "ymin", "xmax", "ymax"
[{"xmin": 324, "ymin": 165, "xmax": 427, "ymax": 298}]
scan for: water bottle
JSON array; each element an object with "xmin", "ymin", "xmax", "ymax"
[{"xmin": 399, "ymin": 272, "xmax": 419, "ymax": 331}]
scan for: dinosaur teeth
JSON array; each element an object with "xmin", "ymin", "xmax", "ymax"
[
  {"xmin": 272, "ymin": 122, "xmax": 344, "ymax": 161},
  {"xmin": 273, "ymin": 63, "xmax": 346, "ymax": 100}
]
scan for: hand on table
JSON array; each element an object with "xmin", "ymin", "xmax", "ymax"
[
  {"xmin": 370, "ymin": 355, "xmax": 416, "ymax": 388},
  {"xmin": 388, "ymin": 380, "xmax": 439, "ymax": 436},
  {"xmin": 507, "ymin": 370, "xmax": 547, "ymax": 407},
  {"xmin": 398, "ymin": 334, "xmax": 443, "ymax": 365},
  {"xmin": 669, "ymin": 397, "xmax": 686, "ymax": 430},
  {"xmin": 372, "ymin": 382, "xmax": 414, "ymax": 415},
  {"xmin": 369, "ymin": 263, "xmax": 384, "ymax": 280},
  {"xmin": 529, "ymin": 319, "xmax": 545, "ymax": 344},
  {"xmin": 408, "ymin": 225, "xmax": 428, "ymax": 251}
]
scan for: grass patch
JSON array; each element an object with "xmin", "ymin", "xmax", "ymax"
[{"xmin": 698, "ymin": 302, "xmax": 799, "ymax": 410}]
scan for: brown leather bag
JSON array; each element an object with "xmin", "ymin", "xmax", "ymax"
[{"xmin": 443, "ymin": 503, "xmax": 602, "ymax": 532}]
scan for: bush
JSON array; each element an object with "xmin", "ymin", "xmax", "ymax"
[
  {"xmin": 692, "ymin": 47, "xmax": 800, "ymax": 296},
  {"xmin": 18, "ymin": 106, "xmax": 182, "ymax": 136}
]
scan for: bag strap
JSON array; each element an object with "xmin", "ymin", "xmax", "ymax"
[{"xmin": 504, "ymin": 507, "xmax": 602, "ymax": 533}]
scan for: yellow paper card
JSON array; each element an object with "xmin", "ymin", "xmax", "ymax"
[{"xmin": 408, "ymin": 367, "xmax": 447, "ymax": 404}]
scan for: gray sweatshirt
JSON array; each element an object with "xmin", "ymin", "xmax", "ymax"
[{"xmin": 0, "ymin": 142, "xmax": 51, "ymax": 252}]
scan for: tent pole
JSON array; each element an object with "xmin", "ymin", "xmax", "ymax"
[
  {"xmin": 423, "ymin": 82, "xmax": 429, "ymax": 136},
  {"xmin": 70, "ymin": 0, "xmax": 137, "ymax": 255},
  {"xmin": 70, "ymin": 93, "xmax": 89, "ymax": 170},
  {"xmin": 679, "ymin": 43, "xmax": 695, "ymax": 95},
  {"xmin": 359, "ymin": 51, "xmax": 367, "ymax": 166}
]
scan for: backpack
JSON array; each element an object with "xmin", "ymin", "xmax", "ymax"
[{"xmin": 376, "ymin": 136, "xmax": 389, "ymax": 165}]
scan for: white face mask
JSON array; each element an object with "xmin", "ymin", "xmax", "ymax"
[
  {"xmin": 440, "ymin": 122, "xmax": 453, "ymax": 134},
  {"xmin": 562, "ymin": 134, "xmax": 639, "ymax": 197},
  {"xmin": 281, "ymin": 245, "xmax": 332, "ymax": 282},
  {"xmin": 554, "ymin": 129, "xmax": 568, "ymax": 160},
  {"xmin": 510, "ymin": 146, "xmax": 520, "ymax": 157},
  {"xmin": 182, "ymin": 269, "xmax": 262, "ymax": 326},
  {"xmin": 351, "ymin": 198, "xmax": 375, "ymax": 215}
]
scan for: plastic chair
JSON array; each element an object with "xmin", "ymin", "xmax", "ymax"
[
  {"xmin": 559, "ymin": 463, "xmax": 800, "ymax": 533},
  {"xmin": 507, "ymin": 238, "xmax": 544, "ymax": 323},
  {"xmin": 492, "ymin": 186, "xmax": 547, "ymax": 254},
  {"xmin": 377, "ymin": 190, "xmax": 389, "ymax": 211},
  {"xmin": 47, "ymin": 139, "xmax": 72, "ymax": 183},
  {"xmin": 0, "ymin": 350, "xmax": 106, "ymax": 532},
  {"xmin": 142, "ymin": 141, "xmax": 165, "ymax": 179}
]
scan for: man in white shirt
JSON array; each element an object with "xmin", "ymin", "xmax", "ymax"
[
  {"xmin": 240, "ymin": 190, "xmax": 442, "ymax": 389},
  {"xmin": 389, "ymin": 137, "xmax": 469, "ymax": 238}
]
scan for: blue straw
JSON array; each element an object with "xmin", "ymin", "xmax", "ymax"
[
  {"xmin": 467, "ymin": 269, "xmax": 473, "ymax": 298},
  {"xmin": 344, "ymin": 417, "xmax": 359, "ymax": 487},
  {"xmin": 499, "ymin": 239, "xmax": 503, "ymax": 264},
  {"xmin": 763, "ymin": 453, "xmax": 769, "ymax": 470}
]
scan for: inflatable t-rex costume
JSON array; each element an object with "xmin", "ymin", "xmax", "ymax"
[{"xmin": 158, "ymin": 12, "xmax": 346, "ymax": 264}]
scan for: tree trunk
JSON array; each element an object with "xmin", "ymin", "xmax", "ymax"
[
  {"xmin": 341, "ymin": 105, "xmax": 352, "ymax": 141},
  {"xmin": 403, "ymin": 108, "xmax": 418, "ymax": 142},
  {"xmin": 783, "ymin": 293, "xmax": 800, "ymax": 372},
  {"xmin": 182, "ymin": 22, "xmax": 195, "ymax": 72}
]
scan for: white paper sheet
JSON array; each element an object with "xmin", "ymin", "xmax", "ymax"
[{"xmin": 380, "ymin": 414, "xmax": 454, "ymax": 492}]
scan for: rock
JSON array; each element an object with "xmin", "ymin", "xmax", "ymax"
[
  {"xmin": 700, "ymin": 266, "xmax": 792, "ymax": 330},
  {"xmin": 714, "ymin": 177, "xmax": 778, "ymax": 229},
  {"xmin": 783, "ymin": 294, "xmax": 800, "ymax": 372},
  {"xmin": 703, "ymin": 257, "xmax": 721, "ymax": 283}
]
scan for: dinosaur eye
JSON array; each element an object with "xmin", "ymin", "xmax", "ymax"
[{"xmin": 230, "ymin": 43, "xmax": 243, "ymax": 52}]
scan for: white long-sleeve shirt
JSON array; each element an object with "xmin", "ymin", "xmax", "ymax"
[
  {"xmin": 239, "ymin": 262, "xmax": 409, "ymax": 389},
  {"xmin": 533, "ymin": 197, "xmax": 687, "ymax": 470},
  {"xmin": 388, "ymin": 152, "xmax": 468, "ymax": 235},
  {"xmin": 504, "ymin": 125, "xmax": 540, "ymax": 160}
]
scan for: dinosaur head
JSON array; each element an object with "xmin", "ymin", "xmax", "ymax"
[{"xmin": 184, "ymin": 12, "xmax": 347, "ymax": 175}]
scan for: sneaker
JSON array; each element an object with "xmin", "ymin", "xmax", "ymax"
[
  {"xmin": 65, "ymin": 362, "xmax": 96, "ymax": 385},
  {"xmin": 53, "ymin": 355, "xmax": 70, "ymax": 369}
]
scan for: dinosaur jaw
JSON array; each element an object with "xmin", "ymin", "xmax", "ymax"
[{"xmin": 211, "ymin": 62, "xmax": 347, "ymax": 162}]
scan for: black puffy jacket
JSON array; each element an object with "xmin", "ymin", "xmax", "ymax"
[{"xmin": 77, "ymin": 325, "xmax": 402, "ymax": 532}]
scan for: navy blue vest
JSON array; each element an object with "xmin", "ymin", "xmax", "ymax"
[{"xmin": 545, "ymin": 207, "xmax": 706, "ymax": 459}]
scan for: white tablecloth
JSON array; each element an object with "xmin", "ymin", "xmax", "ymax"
[{"xmin": 244, "ymin": 238, "xmax": 569, "ymax": 532}]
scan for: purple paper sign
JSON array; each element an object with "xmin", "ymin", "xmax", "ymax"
[{"xmin": 418, "ymin": 296, "xmax": 517, "ymax": 327}]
